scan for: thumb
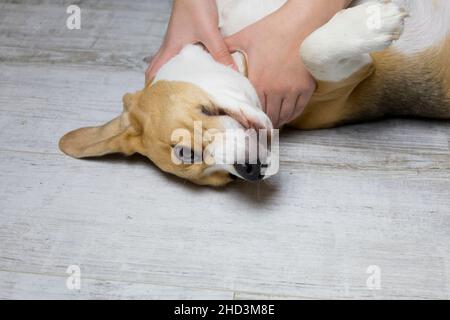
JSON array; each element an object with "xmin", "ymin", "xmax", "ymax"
[
  {"xmin": 224, "ymin": 29, "xmax": 248, "ymax": 54},
  {"xmin": 145, "ymin": 47, "xmax": 178, "ymax": 82},
  {"xmin": 224, "ymin": 34, "xmax": 239, "ymax": 53},
  {"xmin": 204, "ymin": 33, "xmax": 238, "ymax": 70}
]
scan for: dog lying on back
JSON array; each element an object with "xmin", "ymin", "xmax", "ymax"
[{"xmin": 60, "ymin": 0, "xmax": 450, "ymax": 186}]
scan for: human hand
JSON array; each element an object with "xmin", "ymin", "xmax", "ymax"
[
  {"xmin": 145, "ymin": 0, "xmax": 237, "ymax": 82},
  {"xmin": 225, "ymin": 5, "xmax": 317, "ymax": 128}
]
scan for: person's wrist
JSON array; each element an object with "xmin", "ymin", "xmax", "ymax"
[
  {"xmin": 273, "ymin": 4, "xmax": 320, "ymax": 43},
  {"xmin": 279, "ymin": 0, "xmax": 350, "ymax": 39},
  {"xmin": 173, "ymin": 0, "xmax": 216, "ymax": 11}
]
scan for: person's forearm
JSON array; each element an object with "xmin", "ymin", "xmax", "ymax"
[{"xmin": 279, "ymin": 0, "xmax": 352, "ymax": 40}]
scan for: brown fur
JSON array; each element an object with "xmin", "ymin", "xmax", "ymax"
[{"xmin": 60, "ymin": 81, "xmax": 234, "ymax": 186}]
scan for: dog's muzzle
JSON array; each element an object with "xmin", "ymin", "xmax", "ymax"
[{"xmin": 234, "ymin": 162, "xmax": 266, "ymax": 182}]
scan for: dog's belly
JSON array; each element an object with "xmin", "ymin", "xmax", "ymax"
[{"xmin": 370, "ymin": 39, "xmax": 450, "ymax": 119}]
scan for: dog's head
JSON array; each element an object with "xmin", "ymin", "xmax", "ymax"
[{"xmin": 59, "ymin": 45, "xmax": 277, "ymax": 186}]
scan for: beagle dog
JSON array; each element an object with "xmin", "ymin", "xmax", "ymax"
[{"xmin": 60, "ymin": 0, "xmax": 450, "ymax": 186}]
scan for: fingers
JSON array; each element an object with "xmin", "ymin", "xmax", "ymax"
[
  {"xmin": 292, "ymin": 85, "xmax": 314, "ymax": 120},
  {"xmin": 278, "ymin": 95, "xmax": 298, "ymax": 127},
  {"xmin": 265, "ymin": 90, "xmax": 313, "ymax": 128},
  {"xmin": 251, "ymin": 83, "xmax": 266, "ymax": 113},
  {"xmin": 266, "ymin": 95, "xmax": 283, "ymax": 128},
  {"xmin": 146, "ymin": 32, "xmax": 238, "ymax": 84},
  {"xmin": 287, "ymin": 94, "xmax": 310, "ymax": 123},
  {"xmin": 224, "ymin": 34, "xmax": 238, "ymax": 53},
  {"xmin": 145, "ymin": 47, "xmax": 178, "ymax": 83},
  {"xmin": 204, "ymin": 31, "xmax": 238, "ymax": 70},
  {"xmin": 145, "ymin": 53, "xmax": 159, "ymax": 83}
]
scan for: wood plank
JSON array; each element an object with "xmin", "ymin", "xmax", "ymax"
[
  {"xmin": 1, "ymin": 150, "xmax": 449, "ymax": 299},
  {"xmin": 0, "ymin": 271, "xmax": 233, "ymax": 300},
  {"xmin": 0, "ymin": 0, "xmax": 171, "ymax": 58},
  {"xmin": 0, "ymin": 64, "xmax": 141, "ymax": 124},
  {"xmin": 1, "ymin": 0, "xmax": 449, "ymax": 300}
]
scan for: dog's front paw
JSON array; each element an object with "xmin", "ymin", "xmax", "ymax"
[{"xmin": 363, "ymin": 1, "xmax": 409, "ymax": 51}]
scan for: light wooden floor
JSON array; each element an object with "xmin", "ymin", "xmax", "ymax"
[{"xmin": 0, "ymin": 0, "xmax": 449, "ymax": 300}]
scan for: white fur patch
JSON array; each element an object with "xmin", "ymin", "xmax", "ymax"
[
  {"xmin": 153, "ymin": 45, "xmax": 272, "ymax": 131},
  {"xmin": 355, "ymin": 0, "xmax": 450, "ymax": 54},
  {"xmin": 217, "ymin": 0, "xmax": 286, "ymax": 37}
]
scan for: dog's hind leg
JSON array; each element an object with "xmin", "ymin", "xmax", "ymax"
[
  {"xmin": 290, "ymin": 1, "xmax": 409, "ymax": 130},
  {"xmin": 300, "ymin": 1, "xmax": 408, "ymax": 83}
]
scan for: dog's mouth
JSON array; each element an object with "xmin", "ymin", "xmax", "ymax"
[
  {"xmin": 211, "ymin": 103, "xmax": 275, "ymax": 182},
  {"xmin": 229, "ymin": 173, "xmax": 238, "ymax": 181},
  {"xmin": 223, "ymin": 108, "xmax": 264, "ymax": 130},
  {"xmin": 203, "ymin": 122, "xmax": 275, "ymax": 183},
  {"xmin": 215, "ymin": 103, "xmax": 273, "ymax": 132}
]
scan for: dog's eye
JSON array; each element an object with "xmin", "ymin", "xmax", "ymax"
[
  {"xmin": 200, "ymin": 105, "xmax": 214, "ymax": 116},
  {"xmin": 173, "ymin": 145, "xmax": 200, "ymax": 164},
  {"xmin": 200, "ymin": 105, "xmax": 227, "ymax": 117}
]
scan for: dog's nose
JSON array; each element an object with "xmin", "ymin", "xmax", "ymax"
[{"xmin": 234, "ymin": 163, "xmax": 264, "ymax": 181}]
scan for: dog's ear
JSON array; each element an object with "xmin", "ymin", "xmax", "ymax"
[{"xmin": 59, "ymin": 92, "xmax": 143, "ymax": 158}]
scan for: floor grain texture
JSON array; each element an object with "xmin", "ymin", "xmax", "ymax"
[{"xmin": 0, "ymin": 0, "xmax": 449, "ymax": 300}]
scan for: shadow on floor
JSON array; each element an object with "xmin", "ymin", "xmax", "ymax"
[{"xmin": 82, "ymin": 153, "xmax": 281, "ymax": 206}]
